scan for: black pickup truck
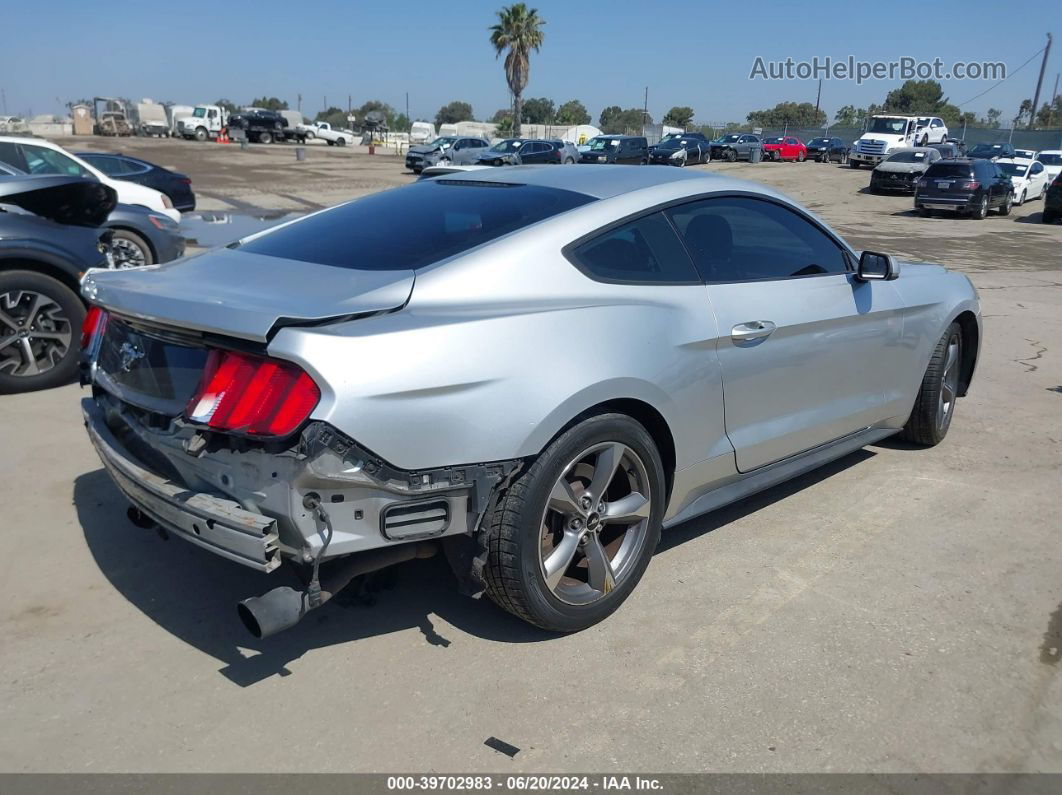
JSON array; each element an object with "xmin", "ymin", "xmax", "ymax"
[{"xmin": 226, "ymin": 110, "xmax": 290, "ymax": 144}]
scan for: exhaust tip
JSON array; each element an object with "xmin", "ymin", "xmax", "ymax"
[{"xmin": 237, "ymin": 587, "xmax": 308, "ymax": 639}]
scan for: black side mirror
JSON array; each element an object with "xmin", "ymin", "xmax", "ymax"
[{"xmin": 857, "ymin": 250, "xmax": 899, "ymax": 281}]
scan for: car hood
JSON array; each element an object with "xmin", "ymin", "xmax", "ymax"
[
  {"xmin": 876, "ymin": 161, "xmax": 929, "ymax": 174},
  {"xmin": 408, "ymin": 144, "xmax": 443, "ymax": 155},
  {"xmin": 0, "ymin": 175, "xmax": 116, "ymax": 227},
  {"xmin": 82, "ymin": 247, "xmax": 415, "ymax": 342}
]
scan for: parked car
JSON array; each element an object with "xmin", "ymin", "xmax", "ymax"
[
  {"xmin": 648, "ymin": 135, "xmax": 711, "ymax": 166},
  {"xmin": 1042, "ymin": 172, "xmax": 1062, "ymax": 223},
  {"xmin": 1034, "ymin": 150, "xmax": 1062, "ymax": 183},
  {"xmin": 405, "ymin": 136, "xmax": 490, "ymax": 173},
  {"xmin": 76, "ymin": 152, "xmax": 196, "ymax": 212},
  {"xmin": 869, "ymin": 148, "xmax": 942, "ymax": 194},
  {"xmin": 417, "ymin": 165, "xmax": 491, "ymax": 180},
  {"xmin": 914, "ymin": 117, "xmax": 949, "ymax": 146},
  {"xmin": 0, "ymin": 162, "xmax": 184, "ymax": 265},
  {"xmin": 79, "ymin": 167, "xmax": 980, "ymax": 638},
  {"xmin": 1013, "ymin": 148, "xmax": 1037, "ymax": 160},
  {"xmin": 655, "ymin": 131, "xmax": 710, "ymax": 147},
  {"xmin": 472, "ymin": 138, "xmax": 524, "ymax": 165},
  {"xmin": 915, "ymin": 158, "xmax": 1014, "ymax": 219},
  {"xmin": 307, "ymin": 122, "xmax": 356, "ymax": 147},
  {"xmin": 0, "ymin": 175, "xmax": 116, "ymax": 392},
  {"xmin": 761, "ymin": 136, "xmax": 807, "ymax": 162},
  {"xmin": 709, "ymin": 134, "xmax": 761, "ymax": 162},
  {"xmin": 0, "ymin": 136, "xmax": 180, "ymax": 222},
  {"xmin": 578, "ymin": 135, "xmax": 648, "ymax": 164},
  {"xmin": 966, "ymin": 142, "xmax": 1015, "ymax": 161},
  {"xmin": 849, "ymin": 115, "xmax": 930, "ymax": 167},
  {"xmin": 995, "ymin": 158, "xmax": 1050, "ymax": 205},
  {"xmin": 476, "ymin": 139, "xmax": 577, "ymax": 166},
  {"xmin": 805, "ymin": 137, "xmax": 849, "ymax": 164},
  {"xmin": 226, "ymin": 109, "xmax": 289, "ymax": 145},
  {"xmin": 928, "ymin": 141, "xmax": 963, "ymax": 160}
]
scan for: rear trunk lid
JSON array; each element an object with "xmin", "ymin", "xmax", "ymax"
[{"xmin": 83, "ymin": 247, "xmax": 415, "ymax": 342}]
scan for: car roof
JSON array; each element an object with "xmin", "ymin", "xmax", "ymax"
[
  {"xmin": 996, "ymin": 158, "xmax": 1033, "ymax": 165},
  {"xmin": 433, "ymin": 163, "xmax": 790, "ymax": 201}
]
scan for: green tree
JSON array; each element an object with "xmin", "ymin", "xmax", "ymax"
[
  {"xmin": 214, "ymin": 99, "xmax": 238, "ymax": 115},
  {"xmin": 521, "ymin": 96, "xmax": 555, "ymax": 124},
  {"xmin": 662, "ymin": 106, "xmax": 695, "ymax": 128},
  {"xmin": 882, "ymin": 80, "xmax": 947, "ymax": 114},
  {"xmin": 1015, "ymin": 98, "xmax": 1034, "ymax": 127},
  {"xmin": 834, "ymin": 105, "xmax": 865, "ymax": 126},
  {"xmin": 495, "ymin": 114, "xmax": 515, "ymax": 135},
  {"xmin": 747, "ymin": 101, "xmax": 826, "ymax": 128},
  {"xmin": 489, "ymin": 3, "xmax": 546, "ymax": 138},
  {"xmin": 314, "ymin": 106, "xmax": 348, "ymax": 130},
  {"xmin": 1035, "ymin": 97, "xmax": 1062, "ymax": 127},
  {"xmin": 984, "ymin": 107, "xmax": 1002, "ymax": 128},
  {"xmin": 435, "ymin": 101, "xmax": 474, "ymax": 126},
  {"xmin": 555, "ymin": 99, "xmax": 590, "ymax": 125},
  {"xmin": 599, "ymin": 106, "xmax": 649, "ymax": 134},
  {"xmin": 393, "ymin": 113, "xmax": 410, "ymax": 132},
  {"xmin": 249, "ymin": 96, "xmax": 288, "ymax": 111},
  {"xmin": 490, "ymin": 108, "xmax": 513, "ymax": 124}
]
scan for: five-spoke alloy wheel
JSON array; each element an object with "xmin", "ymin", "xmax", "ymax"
[{"xmin": 483, "ymin": 413, "xmax": 664, "ymax": 632}]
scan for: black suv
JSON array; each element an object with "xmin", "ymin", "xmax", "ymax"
[
  {"xmin": 579, "ymin": 136, "xmax": 648, "ymax": 164},
  {"xmin": 966, "ymin": 142, "xmax": 1015, "ymax": 161},
  {"xmin": 806, "ymin": 136, "xmax": 849, "ymax": 163},
  {"xmin": 226, "ymin": 109, "xmax": 289, "ymax": 144},
  {"xmin": 914, "ymin": 158, "xmax": 1014, "ymax": 219}
]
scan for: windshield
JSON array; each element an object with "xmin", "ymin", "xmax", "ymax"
[
  {"xmin": 716, "ymin": 134, "xmax": 740, "ymax": 143},
  {"xmin": 968, "ymin": 144, "xmax": 1003, "ymax": 156},
  {"xmin": 997, "ymin": 163, "xmax": 1029, "ymax": 177},
  {"xmin": 588, "ymin": 138, "xmax": 619, "ymax": 151},
  {"xmin": 867, "ymin": 117, "xmax": 909, "ymax": 134},
  {"xmin": 656, "ymin": 138, "xmax": 687, "ymax": 150},
  {"xmin": 1037, "ymin": 153, "xmax": 1062, "ymax": 165},
  {"xmin": 808, "ymin": 138, "xmax": 829, "ymax": 146},
  {"xmin": 192, "ymin": 107, "xmax": 207, "ymax": 118},
  {"xmin": 887, "ymin": 150, "xmax": 931, "ymax": 163},
  {"xmin": 237, "ymin": 181, "xmax": 595, "ymax": 271},
  {"xmin": 488, "ymin": 139, "xmax": 522, "ymax": 153},
  {"xmin": 428, "ymin": 137, "xmax": 457, "ymax": 148}
]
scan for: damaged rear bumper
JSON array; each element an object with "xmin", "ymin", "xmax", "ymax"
[{"xmin": 82, "ymin": 398, "xmax": 282, "ymax": 571}]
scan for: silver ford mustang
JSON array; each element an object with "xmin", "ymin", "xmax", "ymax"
[{"xmin": 79, "ymin": 166, "xmax": 981, "ymax": 638}]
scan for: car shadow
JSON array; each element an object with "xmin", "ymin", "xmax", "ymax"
[
  {"xmin": 75, "ymin": 448, "xmax": 878, "ymax": 684},
  {"xmin": 1015, "ymin": 211, "xmax": 1047, "ymax": 224}
]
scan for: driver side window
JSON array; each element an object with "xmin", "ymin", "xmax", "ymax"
[{"xmin": 666, "ymin": 197, "xmax": 849, "ymax": 283}]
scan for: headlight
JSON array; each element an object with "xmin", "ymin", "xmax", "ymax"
[
  {"xmin": 161, "ymin": 195, "xmax": 174, "ymax": 209},
  {"xmin": 670, "ymin": 150, "xmax": 683, "ymax": 159},
  {"xmin": 148, "ymin": 214, "xmax": 178, "ymax": 230}
]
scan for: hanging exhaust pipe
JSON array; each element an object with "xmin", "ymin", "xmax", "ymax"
[{"xmin": 237, "ymin": 541, "xmax": 437, "ymax": 639}]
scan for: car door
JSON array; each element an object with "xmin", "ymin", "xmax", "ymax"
[
  {"xmin": 666, "ymin": 195, "xmax": 906, "ymax": 471},
  {"xmin": 1029, "ymin": 161, "xmax": 1047, "ymax": 196}
]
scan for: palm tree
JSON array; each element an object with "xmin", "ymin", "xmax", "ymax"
[{"xmin": 489, "ymin": 4, "xmax": 545, "ymax": 139}]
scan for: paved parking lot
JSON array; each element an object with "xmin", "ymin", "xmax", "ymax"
[{"xmin": 2, "ymin": 140, "xmax": 1060, "ymax": 773}]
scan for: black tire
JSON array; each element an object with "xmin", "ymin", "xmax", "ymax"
[
  {"xmin": 998, "ymin": 193, "xmax": 1012, "ymax": 216},
  {"xmin": 972, "ymin": 195, "xmax": 988, "ymax": 220},
  {"xmin": 900, "ymin": 322, "xmax": 962, "ymax": 446},
  {"xmin": 327, "ymin": 139, "xmax": 335, "ymax": 146},
  {"xmin": 1043, "ymin": 210, "xmax": 1058, "ymax": 224},
  {"xmin": 0, "ymin": 270, "xmax": 85, "ymax": 394},
  {"xmin": 258, "ymin": 131, "xmax": 273, "ymax": 145},
  {"xmin": 918, "ymin": 206, "xmax": 933, "ymax": 217},
  {"xmin": 564, "ymin": 157, "xmax": 574, "ymax": 164},
  {"xmin": 849, "ymin": 160, "xmax": 861, "ymax": 168},
  {"xmin": 726, "ymin": 149, "xmax": 737, "ymax": 162},
  {"xmin": 109, "ymin": 229, "xmax": 154, "ymax": 268},
  {"xmin": 335, "ymin": 137, "xmax": 347, "ymax": 147},
  {"xmin": 482, "ymin": 413, "xmax": 666, "ymax": 632},
  {"xmin": 194, "ymin": 127, "xmax": 207, "ymax": 142},
  {"xmin": 1016, "ymin": 190, "xmax": 1026, "ymax": 206}
]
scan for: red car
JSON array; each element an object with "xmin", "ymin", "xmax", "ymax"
[{"xmin": 762, "ymin": 136, "xmax": 808, "ymax": 162}]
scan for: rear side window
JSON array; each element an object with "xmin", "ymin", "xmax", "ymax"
[
  {"xmin": 925, "ymin": 163, "xmax": 974, "ymax": 179},
  {"xmin": 237, "ymin": 181, "xmax": 594, "ymax": 271},
  {"xmin": 569, "ymin": 212, "xmax": 698, "ymax": 284}
]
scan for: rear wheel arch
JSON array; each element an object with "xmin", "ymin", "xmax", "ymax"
[
  {"xmin": 538, "ymin": 398, "xmax": 677, "ymax": 502},
  {"xmin": 0, "ymin": 256, "xmax": 82, "ymax": 298}
]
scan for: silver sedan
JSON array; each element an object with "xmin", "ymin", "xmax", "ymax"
[{"xmin": 80, "ymin": 166, "xmax": 981, "ymax": 637}]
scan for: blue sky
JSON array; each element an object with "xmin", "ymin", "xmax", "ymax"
[{"xmin": 2, "ymin": 0, "xmax": 1057, "ymax": 125}]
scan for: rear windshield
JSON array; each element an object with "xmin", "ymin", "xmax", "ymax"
[
  {"xmin": 236, "ymin": 181, "xmax": 594, "ymax": 270},
  {"xmin": 925, "ymin": 163, "xmax": 974, "ymax": 178}
]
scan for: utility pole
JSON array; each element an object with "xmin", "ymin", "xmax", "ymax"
[
  {"xmin": 1029, "ymin": 32, "xmax": 1053, "ymax": 129},
  {"xmin": 1, "ymin": 87, "xmax": 6, "ymax": 114},
  {"xmin": 405, "ymin": 92, "xmax": 410, "ymax": 130},
  {"xmin": 815, "ymin": 78, "xmax": 822, "ymax": 115},
  {"xmin": 297, "ymin": 93, "xmax": 302, "ymax": 113},
  {"xmin": 1052, "ymin": 72, "xmax": 1059, "ymax": 104},
  {"xmin": 642, "ymin": 86, "xmax": 648, "ymax": 134}
]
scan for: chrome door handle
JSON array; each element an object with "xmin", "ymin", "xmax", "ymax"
[{"xmin": 731, "ymin": 320, "xmax": 777, "ymax": 341}]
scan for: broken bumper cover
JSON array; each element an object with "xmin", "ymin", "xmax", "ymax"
[{"xmin": 82, "ymin": 398, "xmax": 281, "ymax": 571}]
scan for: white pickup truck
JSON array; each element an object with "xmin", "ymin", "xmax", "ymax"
[
  {"xmin": 302, "ymin": 122, "xmax": 356, "ymax": 147},
  {"xmin": 849, "ymin": 115, "xmax": 949, "ymax": 168}
]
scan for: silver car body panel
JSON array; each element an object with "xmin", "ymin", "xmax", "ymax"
[{"xmin": 83, "ymin": 165, "xmax": 982, "ymax": 549}]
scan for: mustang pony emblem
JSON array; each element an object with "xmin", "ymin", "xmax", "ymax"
[{"xmin": 118, "ymin": 342, "xmax": 145, "ymax": 372}]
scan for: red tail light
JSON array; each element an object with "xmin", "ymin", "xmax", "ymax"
[
  {"xmin": 959, "ymin": 181, "xmax": 980, "ymax": 190},
  {"xmin": 80, "ymin": 306, "xmax": 108, "ymax": 350},
  {"xmin": 186, "ymin": 349, "xmax": 320, "ymax": 437},
  {"xmin": 916, "ymin": 178, "xmax": 928, "ymax": 189}
]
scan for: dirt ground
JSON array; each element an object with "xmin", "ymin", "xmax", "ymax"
[{"xmin": 1, "ymin": 137, "xmax": 1060, "ymax": 774}]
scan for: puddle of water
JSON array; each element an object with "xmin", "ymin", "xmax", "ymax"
[{"xmin": 179, "ymin": 211, "xmax": 302, "ymax": 248}]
